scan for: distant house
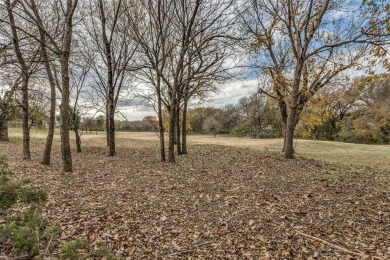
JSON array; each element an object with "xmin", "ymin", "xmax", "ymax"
[{"xmin": 143, "ymin": 116, "xmax": 159, "ymax": 130}]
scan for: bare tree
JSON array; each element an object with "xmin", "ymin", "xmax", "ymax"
[
  {"xmin": 82, "ymin": 0, "xmax": 137, "ymax": 156},
  {"xmin": 241, "ymin": 0, "xmax": 389, "ymax": 158},
  {"xmin": 69, "ymin": 56, "xmax": 91, "ymax": 153},
  {"xmin": 126, "ymin": 0, "xmax": 175, "ymax": 162},
  {"xmin": 22, "ymin": 0, "xmax": 61, "ymax": 165},
  {"xmin": 3, "ymin": 0, "xmax": 42, "ymax": 159},
  {"xmin": 128, "ymin": 0, "xmax": 238, "ymax": 163},
  {"xmin": 20, "ymin": 0, "xmax": 79, "ymax": 171}
]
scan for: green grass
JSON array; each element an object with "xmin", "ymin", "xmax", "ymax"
[
  {"xmin": 7, "ymin": 128, "xmax": 390, "ymax": 171},
  {"xmin": 264, "ymin": 139, "xmax": 390, "ymax": 170}
]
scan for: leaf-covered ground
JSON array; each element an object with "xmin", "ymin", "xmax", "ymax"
[{"xmin": 1, "ymin": 137, "xmax": 389, "ymax": 259}]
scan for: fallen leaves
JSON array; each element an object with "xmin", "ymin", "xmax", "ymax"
[{"xmin": 0, "ymin": 138, "xmax": 389, "ymax": 259}]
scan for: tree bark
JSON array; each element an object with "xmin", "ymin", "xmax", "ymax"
[
  {"xmin": 60, "ymin": 69, "xmax": 73, "ymax": 172},
  {"xmin": 176, "ymin": 105, "xmax": 182, "ymax": 155},
  {"xmin": 279, "ymin": 99, "xmax": 288, "ymax": 152},
  {"xmin": 156, "ymin": 81, "xmax": 166, "ymax": 162},
  {"xmin": 0, "ymin": 107, "xmax": 10, "ymax": 142},
  {"xmin": 21, "ymin": 76, "xmax": 31, "ymax": 160},
  {"xmin": 168, "ymin": 97, "xmax": 177, "ymax": 163},
  {"xmin": 108, "ymin": 100, "xmax": 115, "ymax": 156},
  {"xmin": 181, "ymin": 97, "xmax": 188, "ymax": 154},
  {"xmin": 105, "ymin": 106, "xmax": 109, "ymax": 146},
  {"xmin": 41, "ymin": 76, "xmax": 56, "ymax": 165},
  {"xmin": 74, "ymin": 128, "xmax": 81, "ymax": 153},
  {"xmin": 39, "ymin": 21, "xmax": 57, "ymax": 165},
  {"xmin": 284, "ymin": 115, "xmax": 296, "ymax": 159}
]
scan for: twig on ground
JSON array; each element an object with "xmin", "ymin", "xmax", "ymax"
[
  {"xmin": 168, "ymin": 240, "xmax": 214, "ymax": 257},
  {"xmin": 44, "ymin": 234, "xmax": 53, "ymax": 256},
  {"xmin": 295, "ymin": 230, "xmax": 386, "ymax": 260},
  {"xmin": 227, "ymin": 186, "xmax": 242, "ymax": 192}
]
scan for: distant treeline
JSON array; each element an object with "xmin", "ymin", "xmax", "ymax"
[{"xmin": 182, "ymin": 74, "xmax": 390, "ymax": 144}]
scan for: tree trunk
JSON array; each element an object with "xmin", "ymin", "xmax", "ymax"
[
  {"xmin": 279, "ymin": 100, "xmax": 288, "ymax": 152},
  {"xmin": 106, "ymin": 105, "xmax": 110, "ymax": 146},
  {"xmin": 0, "ymin": 107, "xmax": 9, "ymax": 142},
  {"xmin": 108, "ymin": 98, "xmax": 115, "ymax": 156},
  {"xmin": 176, "ymin": 105, "xmax": 182, "ymax": 155},
  {"xmin": 40, "ymin": 26, "xmax": 57, "ymax": 165},
  {"xmin": 284, "ymin": 116, "xmax": 296, "ymax": 159},
  {"xmin": 59, "ymin": 0, "xmax": 77, "ymax": 173},
  {"xmin": 74, "ymin": 127, "xmax": 81, "ymax": 153},
  {"xmin": 60, "ymin": 79, "xmax": 73, "ymax": 172},
  {"xmin": 285, "ymin": 60, "xmax": 304, "ymax": 159},
  {"xmin": 42, "ymin": 97, "xmax": 55, "ymax": 165},
  {"xmin": 21, "ymin": 76, "xmax": 31, "ymax": 160},
  {"xmin": 181, "ymin": 98, "xmax": 188, "ymax": 154},
  {"xmin": 99, "ymin": 0, "xmax": 116, "ymax": 156},
  {"xmin": 156, "ymin": 85, "xmax": 166, "ymax": 162},
  {"xmin": 168, "ymin": 97, "xmax": 176, "ymax": 163}
]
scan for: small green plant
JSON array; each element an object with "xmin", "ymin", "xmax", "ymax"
[
  {"xmin": 59, "ymin": 239, "xmax": 88, "ymax": 259},
  {"xmin": 322, "ymin": 171, "xmax": 343, "ymax": 181},
  {"xmin": 0, "ymin": 208, "xmax": 48, "ymax": 256},
  {"xmin": 93, "ymin": 242, "xmax": 122, "ymax": 260}
]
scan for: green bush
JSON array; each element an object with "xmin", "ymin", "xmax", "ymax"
[
  {"xmin": 0, "ymin": 156, "xmax": 47, "ymax": 212},
  {"xmin": 0, "ymin": 156, "xmax": 119, "ymax": 258},
  {"xmin": 0, "ymin": 156, "xmax": 53, "ymax": 258}
]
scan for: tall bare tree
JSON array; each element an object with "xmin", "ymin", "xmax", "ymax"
[
  {"xmin": 82, "ymin": 0, "xmax": 137, "ymax": 156},
  {"xmin": 126, "ymin": 0, "xmax": 175, "ymax": 162},
  {"xmin": 4, "ymin": 0, "xmax": 41, "ymax": 159},
  {"xmin": 23, "ymin": 0, "xmax": 60, "ymax": 165},
  {"xmin": 129, "ymin": 0, "xmax": 238, "ymax": 163},
  {"xmin": 20, "ymin": 0, "xmax": 79, "ymax": 171}
]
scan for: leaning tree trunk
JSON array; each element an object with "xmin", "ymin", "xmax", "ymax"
[
  {"xmin": 40, "ymin": 31, "xmax": 57, "ymax": 165},
  {"xmin": 42, "ymin": 78, "xmax": 56, "ymax": 165}
]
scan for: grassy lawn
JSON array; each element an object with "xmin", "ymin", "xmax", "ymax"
[{"xmin": 7, "ymin": 128, "xmax": 390, "ymax": 170}]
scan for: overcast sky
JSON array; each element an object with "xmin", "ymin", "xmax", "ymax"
[{"xmin": 115, "ymin": 78, "xmax": 259, "ymax": 121}]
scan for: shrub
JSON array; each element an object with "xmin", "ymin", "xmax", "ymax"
[{"xmin": 0, "ymin": 156, "xmax": 53, "ymax": 258}]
